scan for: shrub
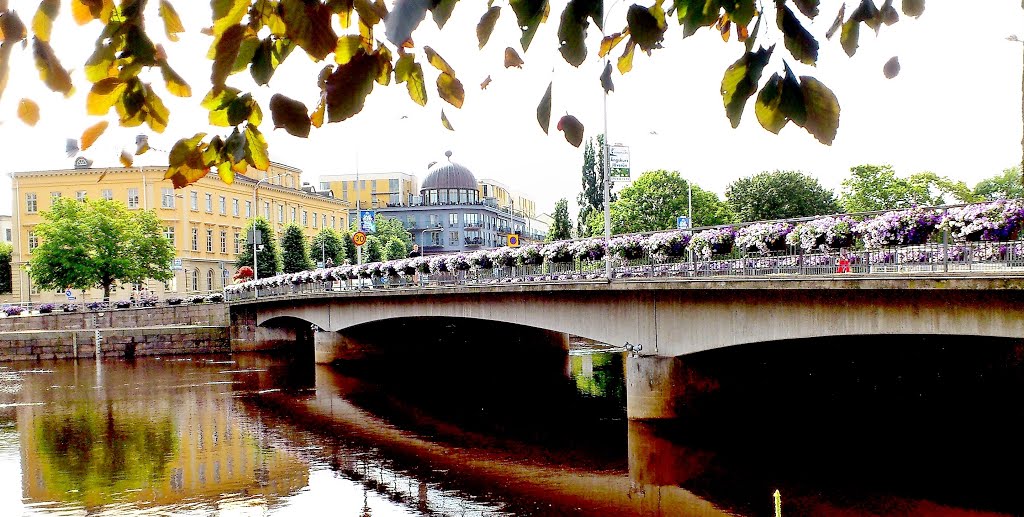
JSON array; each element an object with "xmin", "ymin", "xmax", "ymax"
[
  {"xmin": 166, "ymin": 297, "xmax": 183, "ymax": 305},
  {"xmin": 608, "ymin": 235, "xmax": 647, "ymax": 260},
  {"xmin": 114, "ymin": 300, "xmax": 132, "ymax": 309},
  {"xmin": 188, "ymin": 295, "xmax": 206, "ymax": 304},
  {"xmin": 3, "ymin": 305, "xmax": 24, "ymax": 316},
  {"xmin": 736, "ymin": 222, "xmax": 794, "ymax": 254},
  {"xmin": 86, "ymin": 301, "xmax": 109, "ymax": 311},
  {"xmin": 61, "ymin": 303, "xmax": 79, "ymax": 312},
  {"xmin": 206, "ymin": 293, "xmax": 224, "ymax": 303},
  {"xmin": 644, "ymin": 231, "xmax": 690, "ymax": 257},
  {"xmin": 140, "ymin": 294, "xmax": 159, "ymax": 307},
  {"xmin": 37, "ymin": 303, "xmax": 56, "ymax": 314},
  {"xmin": 854, "ymin": 208, "xmax": 941, "ymax": 248},
  {"xmin": 234, "ymin": 265, "xmax": 254, "ymax": 281}
]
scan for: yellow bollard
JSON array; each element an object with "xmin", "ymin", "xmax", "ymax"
[{"xmin": 774, "ymin": 489, "xmax": 782, "ymax": 517}]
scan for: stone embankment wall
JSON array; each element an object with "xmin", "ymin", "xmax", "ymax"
[{"xmin": 0, "ymin": 304, "xmax": 230, "ymax": 361}]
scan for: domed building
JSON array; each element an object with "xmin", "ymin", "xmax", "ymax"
[{"xmin": 377, "ymin": 153, "xmax": 531, "ymax": 255}]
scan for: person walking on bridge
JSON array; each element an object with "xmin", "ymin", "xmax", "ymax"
[{"xmin": 837, "ymin": 248, "xmax": 852, "ymax": 274}]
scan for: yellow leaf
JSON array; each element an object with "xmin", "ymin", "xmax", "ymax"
[
  {"xmin": 80, "ymin": 121, "xmax": 108, "ymax": 151},
  {"xmin": 86, "ymin": 78, "xmax": 126, "ymax": 115},
  {"xmin": 32, "ymin": 0, "xmax": 59, "ymax": 43},
  {"xmin": 617, "ymin": 40, "xmax": 636, "ymax": 74},
  {"xmin": 599, "ymin": 32, "xmax": 626, "ymax": 58},
  {"xmin": 311, "ymin": 94, "xmax": 325, "ymax": 128},
  {"xmin": 70, "ymin": 0, "xmax": 112, "ymax": 25},
  {"xmin": 436, "ymin": 72, "xmax": 464, "ymax": 109},
  {"xmin": 33, "ymin": 38, "xmax": 73, "ymax": 97},
  {"xmin": 119, "ymin": 150, "xmax": 133, "ymax": 167},
  {"xmin": 424, "ymin": 46, "xmax": 456, "ymax": 77},
  {"xmin": 441, "ymin": 109, "xmax": 453, "ymax": 131},
  {"xmin": 244, "ymin": 123, "xmax": 269, "ymax": 171},
  {"xmin": 17, "ymin": 99, "xmax": 39, "ymax": 126},
  {"xmin": 160, "ymin": 61, "xmax": 191, "ymax": 97},
  {"xmin": 334, "ymin": 35, "xmax": 361, "ymax": 65},
  {"xmin": 159, "ymin": 0, "xmax": 185, "ymax": 42}
]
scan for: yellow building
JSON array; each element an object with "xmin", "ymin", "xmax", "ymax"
[
  {"xmin": 319, "ymin": 172, "xmax": 418, "ymax": 221},
  {"xmin": 477, "ymin": 178, "xmax": 537, "ymax": 219},
  {"xmin": 7, "ymin": 161, "xmax": 350, "ymax": 304}
]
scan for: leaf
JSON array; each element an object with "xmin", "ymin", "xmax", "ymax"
[
  {"xmin": 80, "ymin": 120, "xmax": 108, "ymax": 151},
  {"xmin": 477, "ymin": 5, "xmax": 500, "ymax": 49},
  {"xmin": 840, "ymin": 19, "xmax": 859, "ymax": 57},
  {"xmin": 160, "ymin": 62, "xmax": 191, "ymax": 97},
  {"xmin": 281, "ymin": 0, "xmax": 337, "ymax": 60},
  {"xmin": 880, "ymin": 0, "xmax": 899, "ymax": 25},
  {"xmin": 325, "ymin": 50, "xmax": 380, "ymax": 122},
  {"xmin": 17, "ymin": 98, "xmax": 39, "ymax": 126},
  {"xmin": 32, "ymin": 0, "xmax": 59, "ymax": 42},
  {"xmin": 536, "ymin": 81, "xmax": 551, "ymax": 134},
  {"xmin": 70, "ymin": 0, "xmax": 113, "ymax": 25},
  {"xmin": 851, "ymin": 0, "xmax": 880, "ymax": 33},
  {"xmin": 311, "ymin": 94, "xmax": 326, "ymax": 128},
  {"xmin": 244, "ymin": 123, "xmax": 270, "ymax": 171},
  {"xmin": 754, "ymin": 66, "xmax": 805, "ymax": 134},
  {"xmin": 883, "ymin": 55, "xmax": 900, "ymax": 78},
  {"xmin": 599, "ymin": 32, "xmax": 626, "ymax": 58},
  {"xmin": 557, "ymin": 0, "xmax": 592, "ymax": 67},
  {"xmin": 720, "ymin": 45, "xmax": 773, "ymax": 128},
  {"xmin": 825, "ymin": 3, "xmax": 845, "ymax": 40},
  {"xmin": 424, "ymin": 46, "xmax": 456, "ymax": 76},
  {"xmin": 436, "ymin": 72, "xmax": 464, "ymax": 108},
  {"xmin": 556, "ymin": 115, "xmax": 584, "ymax": 147},
  {"xmin": 600, "ymin": 61, "xmax": 614, "ymax": 93},
  {"xmin": 797, "ymin": 76, "xmax": 840, "ymax": 145},
  {"xmin": 677, "ymin": 0, "xmax": 721, "ymax": 37},
  {"xmin": 441, "ymin": 109, "xmax": 454, "ymax": 130},
  {"xmin": 375, "ymin": 44, "xmax": 392, "ymax": 85},
  {"xmin": 86, "ymin": 77, "xmax": 127, "ymax": 115},
  {"xmin": 480, "ymin": 75, "xmax": 492, "ymax": 89},
  {"xmin": 135, "ymin": 134, "xmax": 150, "ymax": 155},
  {"xmin": 745, "ymin": 13, "xmax": 761, "ymax": 52},
  {"xmin": 119, "ymin": 150, "xmax": 133, "ymax": 167},
  {"xmin": 251, "ymin": 37, "xmax": 294, "ymax": 85},
  {"xmin": 32, "ymin": 38, "xmax": 73, "ymax": 97},
  {"xmin": 902, "ymin": 0, "xmax": 924, "ymax": 18},
  {"xmin": 626, "ymin": 4, "xmax": 664, "ymax": 53},
  {"xmin": 504, "ymin": 47, "xmax": 524, "ymax": 68},
  {"xmin": 617, "ymin": 40, "xmax": 636, "ymax": 74},
  {"xmin": 793, "ymin": 0, "xmax": 820, "ymax": 18},
  {"xmin": 165, "ymin": 133, "xmax": 209, "ymax": 188},
  {"xmin": 385, "ymin": 0, "xmax": 428, "ymax": 46},
  {"xmin": 395, "ymin": 54, "xmax": 427, "ymax": 105},
  {"xmin": 334, "ymin": 35, "xmax": 362, "ymax": 64},
  {"xmin": 269, "ymin": 93, "xmax": 311, "ymax": 138},
  {"xmin": 777, "ymin": 6, "xmax": 818, "ymax": 66},
  {"xmin": 509, "ymin": 0, "xmax": 549, "ymax": 52},
  {"xmin": 212, "ymin": 24, "xmax": 245, "ymax": 88},
  {"xmin": 159, "ymin": 0, "xmax": 185, "ymax": 41},
  {"xmin": 430, "ymin": 0, "xmax": 459, "ymax": 28}
]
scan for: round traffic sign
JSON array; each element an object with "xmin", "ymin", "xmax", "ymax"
[
  {"xmin": 507, "ymin": 234, "xmax": 520, "ymax": 247},
  {"xmin": 352, "ymin": 231, "xmax": 367, "ymax": 246}
]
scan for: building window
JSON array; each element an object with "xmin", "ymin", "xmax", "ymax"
[
  {"xmin": 28, "ymin": 231, "xmax": 38, "ymax": 252},
  {"xmin": 161, "ymin": 188, "xmax": 174, "ymax": 208},
  {"xmin": 127, "ymin": 188, "xmax": 139, "ymax": 208},
  {"xmin": 263, "ymin": 201, "xmax": 270, "ymax": 219},
  {"xmin": 76, "ymin": 190, "xmax": 87, "ymax": 202},
  {"xmin": 232, "ymin": 198, "xmax": 239, "ymax": 217},
  {"xmin": 4, "ymin": 229, "xmax": 10, "ymax": 242},
  {"xmin": 371, "ymin": 180, "xmax": 377, "ymax": 193},
  {"xmin": 164, "ymin": 227, "xmax": 175, "ymax": 246},
  {"xmin": 205, "ymin": 193, "xmax": 213, "ymax": 212},
  {"xmin": 101, "ymin": 189, "xmax": 113, "ymax": 201},
  {"xmin": 331, "ymin": 216, "xmax": 336, "ymax": 229},
  {"xmin": 191, "ymin": 228, "xmax": 198, "ymax": 251},
  {"xmin": 222, "ymin": 268, "xmax": 229, "ymax": 288},
  {"xmin": 291, "ymin": 207, "xmax": 297, "ymax": 222},
  {"xmin": 312, "ymin": 212, "xmax": 317, "ymax": 228},
  {"xmin": 449, "ymin": 213, "xmax": 458, "ymax": 227},
  {"xmin": 320, "ymin": 181, "xmax": 330, "ymax": 192},
  {"xmin": 219, "ymin": 196, "xmax": 226, "ymax": 215},
  {"xmin": 234, "ymin": 232, "xmax": 240, "ymax": 254},
  {"xmin": 302, "ymin": 211, "xmax": 308, "ymax": 226},
  {"xmin": 449, "ymin": 231, "xmax": 459, "ymax": 245},
  {"xmin": 439, "ymin": 189, "xmax": 448, "ymax": 204},
  {"xmin": 220, "ymin": 230, "xmax": 227, "ymax": 253},
  {"xmin": 360, "ymin": 180, "xmax": 366, "ymax": 190},
  {"xmin": 207, "ymin": 269, "xmax": 214, "ymax": 291},
  {"xmin": 429, "ymin": 214, "xmax": 439, "ymax": 227},
  {"xmin": 342, "ymin": 187, "xmax": 348, "ymax": 201},
  {"xmin": 51, "ymin": 192, "xmax": 62, "ymax": 204},
  {"xmin": 25, "ymin": 193, "xmax": 37, "ymax": 213},
  {"xmin": 389, "ymin": 179, "xmax": 399, "ymax": 192},
  {"xmin": 190, "ymin": 191, "xmax": 198, "ymax": 210},
  {"xmin": 322, "ymin": 214, "xmax": 327, "ymax": 229},
  {"xmin": 191, "ymin": 269, "xmax": 198, "ymax": 292},
  {"xmin": 429, "ymin": 232, "xmax": 441, "ymax": 246},
  {"xmin": 206, "ymin": 229, "xmax": 213, "ymax": 252},
  {"xmin": 278, "ymin": 205, "xmax": 284, "ymax": 223},
  {"xmin": 245, "ymin": 200, "xmax": 252, "ymax": 218}
]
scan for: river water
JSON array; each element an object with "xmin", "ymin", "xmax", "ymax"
[{"xmin": 0, "ymin": 334, "xmax": 1021, "ymax": 516}]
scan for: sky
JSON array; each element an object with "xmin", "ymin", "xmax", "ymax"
[{"xmin": 0, "ymin": 1, "xmax": 1022, "ymax": 219}]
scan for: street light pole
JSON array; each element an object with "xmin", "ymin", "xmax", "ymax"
[
  {"xmin": 602, "ymin": 0, "xmax": 622, "ymax": 281},
  {"xmin": 252, "ymin": 174, "xmax": 283, "ymax": 297}
]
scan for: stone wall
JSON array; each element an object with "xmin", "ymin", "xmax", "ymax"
[
  {"xmin": 0, "ymin": 327, "xmax": 228, "ymax": 362},
  {"xmin": 0, "ymin": 303, "xmax": 228, "ymax": 332}
]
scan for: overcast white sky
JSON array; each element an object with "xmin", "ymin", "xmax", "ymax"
[{"xmin": 0, "ymin": 1, "xmax": 1022, "ymax": 219}]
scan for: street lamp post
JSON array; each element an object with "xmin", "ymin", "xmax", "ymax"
[
  {"xmin": 602, "ymin": 1, "xmax": 623, "ymax": 281},
  {"xmin": 252, "ymin": 174, "xmax": 283, "ymax": 297}
]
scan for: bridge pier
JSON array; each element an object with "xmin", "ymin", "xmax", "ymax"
[
  {"xmin": 626, "ymin": 355, "xmax": 718, "ymax": 420},
  {"xmin": 314, "ymin": 330, "xmax": 375, "ymax": 364}
]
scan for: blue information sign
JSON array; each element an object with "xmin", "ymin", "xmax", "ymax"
[{"xmin": 359, "ymin": 210, "xmax": 376, "ymax": 233}]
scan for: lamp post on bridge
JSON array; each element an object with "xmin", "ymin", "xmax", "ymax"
[{"xmin": 252, "ymin": 174, "xmax": 284, "ymax": 299}]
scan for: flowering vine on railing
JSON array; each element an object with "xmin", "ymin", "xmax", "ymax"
[{"xmin": 224, "ymin": 199, "xmax": 1024, "ymax": 298}]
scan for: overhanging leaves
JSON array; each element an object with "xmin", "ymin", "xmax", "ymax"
[
  {"xmin": 600, "ymin": 61, "xmax": 614, "ymax": 92},
  {"xmin": 536, "ymin": 81, "xmax": 551, "ymax": 133},
  {"xmin": 477, "ymin": 5, "xmax": 500, "ymax": 49},
  {"xmin": 441, "ymin": 108, "xmax": 453, "ymax": 130},
  {"xmin": 883, "ymin": 55, "xmax": 900, "ymax": 78},
  {"xmin": 509, "ymin": 0, "xmax": 549, "ymax": 52},
  {"xmin": 720, "ymin": 45, "xmax": 772, "ymax": 128},
  {"xmin": 395, "ymin": 54, "xmax": 427, "ymax": 105},
  {"xmin": 33, "ymin": 37, "xmax": 73, "ymax": 96},
  {"xmin": 424, "ymin": 46, "xmax": 456, "ymax": 76},
  {"xmin": 556, "ymin": 114, "xmax": 584, "ymax": 147},
  {"xmin": 436, "ymin": 72, "xmax": 464, "ymax": 108},
  {"xmin": 81, "ymin": 120, "xmax": 108, "ymax": 151},
  {"xmin": 626, "ymin": 3, "xmax": 665, "ymax": 52},
  {"xmin": 212, "ymin": 24, "xmax": 245, "ymax": 87},
  {"xmin": 558, "ymin": 0, "xmax": 596, "ymax": 67},
  {"xmin": 17, "ymin": 98, "xmax": 39, "ymax": 126},
  {"xmin": 430, "ymin": 0, "xmax": 459, "ymax": 28},
  {"xmin": 32, "ymin": 0, "xmax": 59, "ymax": 42},
  {"xmin": 504, "ymin": 47, "xmax": 524, "ymax": 68},
  {"xmin": 280, "ymin": 0, "xmax": 337, "ymax": 61},
  {"xmin": 325, "ymin": 49, "xmax": 380, "ymax": 121},
  {"xmin": 158, "ymin": 0, "xmax": 184, "ymax": 42},
  {"xmin": 269, "ymin": 93, "xmax": 311, "ymax": 137},
  {"xmin": 777, "ymin": 6, "xmax": 817, "ymax": 65},
  {"xmin": 797, "ymin": 75, "xmax": 839, "ymax": 145},
  {"xmin": 902, "ymin": 0, "xmax": 924, "ymax": 18},
  {"xmin": 793, "ymin": 0, "xmax": 820, "ymax": 18}
]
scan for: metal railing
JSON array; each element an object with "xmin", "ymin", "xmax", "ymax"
[{"xmin": 224, "ymin": 239, "xmax": 1024, "ymax": 302}]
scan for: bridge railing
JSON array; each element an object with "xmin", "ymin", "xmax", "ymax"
[{"xmin": 224, "ymin": 240, "xmax": 1024, "ymax": 302}]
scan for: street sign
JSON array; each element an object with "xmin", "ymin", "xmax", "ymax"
[
  {"xmin": 171, "ymin": 258, "xmax": 183, "ymax": 270},
  {"xmin": 359, "ymin": 210, "xmax": 376, "ymax": 232},
  {"xmin": 65, "ymin": 289, "xmax": 76, "ymax": 301},
  {"xmin": 247, "ymin": 228, "xmax": 263, "ymax": 245},
  {"xmin": 352, "ymin": 231, "xmax": 367, "ymax": 246},
  {"xmin": 316, "ymin": 261, "xmax": 325, "ymax": 269},
  {"xmin": 676, "ymin": 216, "xmax": 691, "ymax": 230},
  {"xmin": 507, "ymin": 233, "xmax": 520, "ymax": 247},
  {"xmin": 609, "ymin": 145, "xmax": 631, "ymax": 183}
]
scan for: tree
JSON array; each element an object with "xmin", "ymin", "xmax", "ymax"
[
  {"xmin": 0, "ymin": 242, "xmax": 12, "ymax": 294},
  {"xmin": 840, "ymin": 165, "xmax": 978, "ymax": 213},
  {"xmin": 364, "ymin": 235, "xmax": 384, "ymax": 263},
  {"xmin": 374, "ymin": 217, "xmax": 414, "ymax": 253},
  {"xmin": 577, "ymin": 136, "xmax": 610, "ymax": 237},
  {"xmin": 547, "ymin": 198, "xmax": 572, "ymax": 241},
  {"xmin": 974, "ymin": 166, "xmax": 1024, "ymax": 201},
  {"xmin": 0, "ymin": 2, "xmax": 924, "ymax": 188},
  {"xmin": 280, "ymin": 224, "xmax": 313, "ymax": 273},
  {"xmin": 29, "ymin": 198, "xmax": 174, "ymax": 300},
  {"xmin": 237, "ymin": 218, "xmax": 281, "ymax": 279},
  {"xmin": 726, "ymin": 170, "xmax": 840, "ymax": 222},
  {"xmin": 585, "ymin": 170, "xmax": 733, "ymax": 235},
  {"xmin": 310, "ymin": 228, "xmax": 346, "ymax": 266},
  {"xmin": 338, "ymin": 229, "xmax": 358, "ymax": 265},
  {"xmin": 384, "ymin": 238, "xmax": 406, "ymax": 261}
]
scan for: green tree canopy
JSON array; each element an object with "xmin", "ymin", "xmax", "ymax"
[
  {"xmin": 374, "ymin": 217, "xmax": 414, "ymax": 253},
  {"xmin": 726, "ymin": 170, "xmax": 840, "ymax": 222},
  {"xmin": 0, "ymin": 1, "xmax": 927, "ymax": 188},
  {"xmin": 29, "ymin": 198, "xmax": 174, "ymax": 300},
  {"xmin": 0, "ymin": 242, "xmax": 12, "ymax": 294},
  {"xmin": 280, "ymin": 224, "xmax": 312, "ymax": 273},
  {"xmin": 973, "ymin": 166, "xmax": 1024, "ymax": 201},
  {"xmin": 547, "ymin": 198, "xmax": 572, "ymax": 241},
  {"xmin": 384, "ymin": 238, "xmax": 406, "ymax": 261},
  {"xmin": 310, "ymin": 228, "xmax": 346, "ymax": 266},
  {"xmin": 585, "ymin": 170, "xmax": 733, "ymax": 235},
  {"xmin": 338, "ymin": 229, "xmax": 358, "ymax": 265},
  {"xmin": 236, "ymin": 218, "xmax": 281, "ymax": 279},
  {"xmin": 364, "ymin": 235, "xmax": 384, "ymax": 263},
  {"xmin": 577, "ymin": 136, "xmax": 611, "ymax": 238},
  {"xmin": 839, "ymin": 164, "xmax": 978, "ymax": 213}
]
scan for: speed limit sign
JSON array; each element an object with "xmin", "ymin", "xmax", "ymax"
[{"xmin": 352, "ymin": 231, "xmax": 367, "ymax": 246}]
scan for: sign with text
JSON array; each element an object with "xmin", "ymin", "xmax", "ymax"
[
  {"xmin": 171, "ymin": 258, "xmax": 183, "ymax": 270},
  {"xmin": 608, "ymin": 145, "xmax": 631, "ymax": 183},
  {"xmin": 359, "ymin": 210, "xmax": 376, "ymax": 233},
  {"xmin": 352, "ymin": 231, "xmax": 367, "ymax": 247},
  {"xmin": 676, "ymin": 216, "xmax": 691, "ymax": 230}
]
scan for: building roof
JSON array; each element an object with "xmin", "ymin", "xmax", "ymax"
[{"xmin": 421, "ymin": 153, "xmax": 478, "ymax": 191}]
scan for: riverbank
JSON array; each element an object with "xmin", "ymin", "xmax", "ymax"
[{"xmin": 0, "ymin": 304, "xmax": 230, "ymax": 361}]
